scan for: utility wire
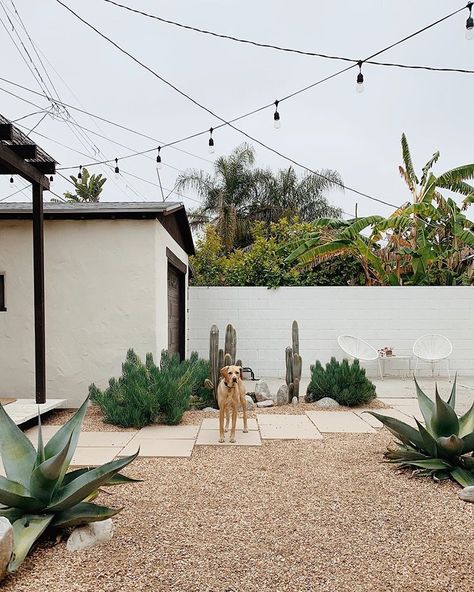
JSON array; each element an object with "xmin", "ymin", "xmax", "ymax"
[{"xmin": 102, "ymin": 0, "xmax": 474, "ymax": 75}]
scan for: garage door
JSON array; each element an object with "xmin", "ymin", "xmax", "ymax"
[{"xmin": 168, "ymin": 263, "xmax": 184, "ymax": 358}]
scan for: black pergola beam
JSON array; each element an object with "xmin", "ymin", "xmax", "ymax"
[
  {"xmin": 34, "ymin": 161, "xmax": 56, "ymax": 175},
  {"xmin": 10, "ymin": 144, "xmax": 38, "ymax": 159},
  {"xmin": 0, "ymin": 123, "xmax": 13, "ymax": 140},
  {"xmin": 0, "ymin": 144, "xmax": 50, "ymax": 188}
]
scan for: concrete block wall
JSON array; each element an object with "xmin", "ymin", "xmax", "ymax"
[{"xmin": 188, "ymin": 287, "xmax": 474, "ymax": 378}]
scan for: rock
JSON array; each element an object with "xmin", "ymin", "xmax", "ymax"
[
  {"xmin": 275, "ymin": 384, "xmax": 289, "ymax": 406},
  {"xmin": 67, "ymin": 519, "xmax": 114, "ymax": 552},
  {"xmin": 257, "ymin": 399, "xmax": 274, "ymax": 408},
  {"xmin": 244, "ymin": 395, "xmax": 255, "ymax": 410},
  {"xmin": 459, "ymin": 486, "xmax": 474, "ymax": 503},
  {"xmin": 202, "ymin": 407, "xmax": 218, "ymax": 413},
  {"xmin": 315, "ymin": 397, "xmax": 341, "ymax": 408},
  {"xmin": 292, "ymin": 396, "xmax": 298, "ymax": 406},
  {"xmin": 0, "ymin": 518, "xmax": 13, "ymax": 581},
  {"xmin": 255, "ymin": 381, "xmax": 272, "ymax": 402}
]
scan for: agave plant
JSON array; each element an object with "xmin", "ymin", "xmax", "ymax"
[
  {"xmin": 369, "ymin": 378, "xmax": 474, "ymax": 487},
  {"xmin": 0, "ymin": 398, "xmax": 138, "ymax": 573}
]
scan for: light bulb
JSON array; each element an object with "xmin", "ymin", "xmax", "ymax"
[
  {"xmin": 274, "ymin": 118, "xmax": 281, "ymax": 129},
  {"xmin": 356, "ymin": 63, "xmax": 364, "ymax": 94},
  {"xmin": 356, "ymin": 81, "xmax": 364, "ymax": 94},
  {"xmin": 114, "ymin": 158, "xmax": 120, "ymax": 174},
  {"xmin": 466, "ymin": 16, "xmax": 474, "ymax": 39},
  {"xmin": 156, "ymin": 147, "xmax": 162, "ymax": 169},
  {"xmin": 208, "ymin": 144, "xmax": 215, "ymax": 154},
  {"xmin": 208, "ymin": 129, "xmax": 215, "ymax": 154}
]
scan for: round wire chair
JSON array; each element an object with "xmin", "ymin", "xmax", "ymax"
[
  {"xmin": 413, "ymin": 334, "xmax": 453, "ymax": 379},
  {"xmin": 337, "ymin": 335, "xmax": 383, "ymax": 380}
]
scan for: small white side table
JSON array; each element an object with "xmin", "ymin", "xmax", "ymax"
[{"xmin": 379, "ymin": 355, "xmax": 413, "ymax": 378}]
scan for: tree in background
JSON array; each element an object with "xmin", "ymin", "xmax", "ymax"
[
  {"xmin": 176, "ymin": 144, "xmax": 342, "ymax": 252},
  {"xmin": 63, "ymin": 168, "xmax": 107, "ymax": 202}
]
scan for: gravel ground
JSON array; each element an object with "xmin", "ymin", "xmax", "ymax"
[
  {"xmin": 42, "ymin": 398, "xmax": 386, "ymax": 430},
  {"xmin": 4, "ymin": 429, "xmax": 473, "ymax": 592}
]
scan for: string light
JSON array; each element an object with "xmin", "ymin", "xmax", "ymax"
[
  {"xmin": 77, "ymin": 164, "xmax": 82, "ymax": 179},
  {"xmin": 114, "ymin": 157, "xmax": 120, "ymax": 174},
  {"xmin": 9, "ymin": 176, "xmax": 13, "ymax": 184},
  {"xmin": 208, "ymin": 127, "xmax": 215, "ymax": 154},
  {"xmin": 273, "ymin": 100, "xmax": 281, "ymax": 129},
  {"xmin": 49, "ymin": 175, "xmax": 53, "ymax": 182},
  {"xmin": 466, "ymin": 2, "xmax": 474, "ymax": 39},
  {"xmin": 156, "ymin": 146, "xmax": 162, "ymax": 170},
  {"xmin": 356, "ymin": 61, "xmax": 365, "ymax": 93}
]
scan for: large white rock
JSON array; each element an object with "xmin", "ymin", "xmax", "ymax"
[
  {"xmin": 66, "ymin": 519, "xmax": 114, "ymax": 552},
  {"xmin": 459, "ymin": 486, "xmax": 474, "ymax": 503},
  {"xmin": 315, "ymin": 397, "xmax": 341, "ymax": 408},
  {"xmin": 0, "ymin": 517, "xmax": 13, "ymax": 581},
  {"xmin": 257, "ymin": 399, "xmax": 274, "ymax": 408},
  {"xmin": 275, "ymin": 385, "xmax": 289, "ymax": 405},
  {"xmin": 255, "ymin": 381, "xmax": 272, "ymax": 402},
  {"xmin": 245, "ymin": 395, "xmax": 255, "ymax": 410}
]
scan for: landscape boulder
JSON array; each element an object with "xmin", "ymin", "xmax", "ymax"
[
  {"xmin": 67, "ymin": 519, "xmax": 114, "ymax": 552},
  {"xmin": 0, "ymin": 518, "xmax": 13, "ymax": 581},
  {"xmin": 315, "ymin": 397, "xmax": 341, "ymax": 408},
  {"xmin": 275, "ymin": 384, "xmax": 289, "ymax": 406},
  {"xmin": 459, "ymin": 486, "xmax": 474, "ymax": 503},
  {"xmin": 255, "ymin": 381, "xmax": 272, "ymax": 402},
  {"xmin": 257, "ymin": 399, "xmax": 274, "ymax": 408}
]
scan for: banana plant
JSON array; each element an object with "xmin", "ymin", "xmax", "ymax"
[
  {"xmin": 369, "ymin": 378, "xmax": 474, "ymax": 487},
  {"xmin": 0, "ymin": 398, "xmax": 139, "ymax": 573}
]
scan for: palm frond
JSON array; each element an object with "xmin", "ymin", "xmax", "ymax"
[{"xmin": 400, "ymin": 134, "xmax": 419, "ymax": 189}]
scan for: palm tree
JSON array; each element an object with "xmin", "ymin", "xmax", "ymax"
[
  {"xmin": 62, "ymin": 168, "xmax": 107, "ymax": 202},
  {"xmin": 176, "ymin": 144, "xmax": 343, "ymax": 252},
  {"xmin": 176, "ymin": 144, "xmax": 262, "ymax": 253}
]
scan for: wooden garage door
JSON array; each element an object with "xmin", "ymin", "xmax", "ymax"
[{"xmin": 168, "ymin": 264, "xmax": 184, "ymax": 358}]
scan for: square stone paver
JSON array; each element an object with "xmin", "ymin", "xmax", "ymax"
[
  {"xmin": 306, "ymin": 411, "xmax": 376, "ymax": 433},
  {"xmin": 355, "ymin": 410, "xmax": 383, "ymax": 429},
  {"xmin": 77, "ymin": 432, "xmax": 137, "ymax": 447},
  {"xmin": 136, "ymin": 424, "xmax": 199, "ymax": 439},
  {"xmin": 200, "ymin": 418, "xmax": 259, "ymax": 431},
  {"xmin": 70, "ymin": 447, "xmax": 123, "ymax": 467},
  {"xmin": 257, "ymin": 414, "xmax": 322, "ymax": 440},
  {"xmin": 195, "ymin": 429, "xmax": 261, "ymax": 446},
  {"xmin": 119, "ymin": 439, "xmax": 194, "ymax": 458}
]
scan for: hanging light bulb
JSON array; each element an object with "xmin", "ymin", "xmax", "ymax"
[
  {"xmin": 208, "ymin": 128, "xmax": 215, "ymax": 154},
  {"xmin": 356, "ymin": 61, "xmax": 365, "ymax": 93},
  {"xmin": 156, "ymin": 146, "xmax": 162, "ymax": 170},
  {"xmin": 114, "ymin": 158, "xmax": 120, "ymax": 174},
  {"xmin": 49, "ymin": 175, "xmax": 53, "ymax": 183},
  {"xmin": 466, "ymin": 2, "xmax": 474, "ymax": 39},
  {"xmin": 77, "ymin": 165, "xmax": 82, "ymax": 180},
  {"xmin": 273, "ymin": 100, "xmax": 281, "ymax": 129},
  {"xmin": 9, "ymin": 176, "xmax": 13, "ymax": 184}
]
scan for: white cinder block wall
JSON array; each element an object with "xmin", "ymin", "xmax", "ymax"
[{"xmin": 188, "ymin": 287, "xmax": 474, "ymax": 378}]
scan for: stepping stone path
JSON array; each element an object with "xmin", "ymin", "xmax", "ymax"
[{"xmin": 14, "ymin": 399, "xmax": 423, "ymax": 463}]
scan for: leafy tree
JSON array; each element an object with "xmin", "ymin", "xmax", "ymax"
[
  {"xmin": 176, "ymin": 144, "xmax": 342, "ymax": 252},
  {"xmin": 63, "ymin": 167, "xmax": 107, "ymax": 202},
  {"xmin": 190, "ymin": 219, "xmax": 365, "ymax": 288}
]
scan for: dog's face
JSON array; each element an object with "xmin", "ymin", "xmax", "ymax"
[{"xmin": 221, "ymin": 365, "xmax": 243, "ymax": 385}]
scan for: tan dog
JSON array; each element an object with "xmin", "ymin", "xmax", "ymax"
[{"xmin": 217, "ymin": 365, "xmax": 248, "ymax": 443}]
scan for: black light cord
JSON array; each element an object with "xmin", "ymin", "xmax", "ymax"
[{"xmin": 102, "ymin": 0, "xmax": 474, "ymax": 75}]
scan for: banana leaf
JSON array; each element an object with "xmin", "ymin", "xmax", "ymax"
[{"xmin": 8, "ymin": 514, "xmax": 53, "ymax": 573}]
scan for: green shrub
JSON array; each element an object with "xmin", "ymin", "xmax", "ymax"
[
  {"xmin": 305, "ymin": 357, "xmax": 376, "ymax": 406},
  {"xmin": 90, "ymin": 349, "xmax": 208, "ymax": 428}
]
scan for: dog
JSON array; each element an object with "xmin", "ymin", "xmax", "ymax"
[{"xmin": 217, "ymin": 365, "xmax": 248, "ymax": 443}]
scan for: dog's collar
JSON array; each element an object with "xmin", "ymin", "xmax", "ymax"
[{"xmin": 223, "ymin": 381, "xmax": 236, "ymax": 389}]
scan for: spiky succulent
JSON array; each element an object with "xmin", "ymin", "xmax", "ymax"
[
  {"xmin": 0, "ymin": 398, "xmax": 138, "ymax": 573},
  {"xmin": 369, "ymin": 378, "xmax": 474, "ymax": 487}
]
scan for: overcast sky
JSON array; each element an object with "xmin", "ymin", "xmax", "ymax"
[{"xmin": 0, "ymin": 0, "xmax": 472, "ymax": 218}]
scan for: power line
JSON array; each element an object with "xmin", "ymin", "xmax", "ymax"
[{"xmin": 102, "ymin": 0, "xmax": 474, "ymax": 75}]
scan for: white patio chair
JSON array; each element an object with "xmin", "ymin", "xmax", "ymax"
[
  {"xmin": 413, "ymin": 334, "xmax": 452, "ymax": 380},
  {"xmin": 337, "ymin": 335, "xmax": 383, "ymax": 380}
]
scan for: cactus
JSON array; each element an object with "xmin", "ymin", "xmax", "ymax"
[
  {"xmin": 285, "ymin": 321, "xmax": 302, "ymax": 403},
  {"xmin": 205, "ymin": 323, "xmax": 241, "ymax": 406}
]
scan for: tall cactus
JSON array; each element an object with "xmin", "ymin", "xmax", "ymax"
[
  {"xmin": 285, "ymin": 321, "xmax": 302, "ymax": 403},
  {"xmin": 205, "ymin": 323, "xmax": 241, "ymax": 406}
]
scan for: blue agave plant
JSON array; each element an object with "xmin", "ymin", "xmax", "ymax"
[
  {"xmin": 0, "ymin": 398, "xmax": 138, "ymax": 573},
  {"xmin": 369, "ymin": 378, "xmax": 474, "ymax": 487}
]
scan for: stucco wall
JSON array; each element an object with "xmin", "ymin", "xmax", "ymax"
[
  {"xmin": 0, "ymin": 218, "xmax": 188, "ymax": 407},
  {"xmin": 188, "ymin": 286, "xmax": 474, "ymax": 378}
]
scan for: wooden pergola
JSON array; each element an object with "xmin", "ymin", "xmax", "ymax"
[{"xmin": 0, "ymin": 114, "xmax": 56, "ymax": 404}]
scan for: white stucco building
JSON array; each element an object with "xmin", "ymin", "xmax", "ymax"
[{"xmin": 0, "ymin": 202, "xmax": 194, "ymax": 407}]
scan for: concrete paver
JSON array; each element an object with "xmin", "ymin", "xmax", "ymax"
[
  {"xmin": 306, "ymin": 411, "xmax": 376, "ymax": 433},
  {"xmin": 119, "ymin": 439, "xmax": 194, "ymax": 458},
  {"xmin": 258, "ymin": 414, "xmax": 322, "ymax": 440},
  {"xmin": 195, "ymin": 429, "xmax": 261, "ymax": 446}
]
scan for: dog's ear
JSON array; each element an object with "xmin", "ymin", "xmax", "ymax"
[
  {"xmin": 238, "ymin": 366, "xmax": 243, "ymax": 380},
  {"xmin": 220, "ymin": 366, "xmax": 229, "ymax": 380}
]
